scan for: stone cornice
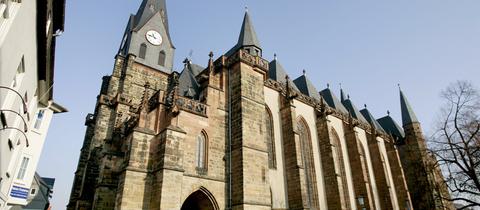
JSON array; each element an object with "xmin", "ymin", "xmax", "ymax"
[
  {"xmin": 225, "ymin": 49, "xmax": 269, "ymax": 72},
  {"xmin": 265, "ymin": 79, "xmax": 393, "ymax": 141}
]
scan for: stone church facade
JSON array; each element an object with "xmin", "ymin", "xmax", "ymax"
[{"xmin": 67, "ymin": 1, "xmax": 454, "ymax": 209}]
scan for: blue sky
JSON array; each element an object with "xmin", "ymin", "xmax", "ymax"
[{"xmin": 38, "ymin": 0, "xmax": 480, "ymax": 209}]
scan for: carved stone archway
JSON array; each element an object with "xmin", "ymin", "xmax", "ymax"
[{"xmin": 181, "ymin": 187, "xmax": 219, "ymax": 210}]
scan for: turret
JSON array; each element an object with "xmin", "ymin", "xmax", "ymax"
[
  {"xmin": 226, "ymin": 10, "xmax": 262, "ymax": 57},
  {"xmin": 400, "ymin": 90, "xmax": 419, "ymax": 127}
]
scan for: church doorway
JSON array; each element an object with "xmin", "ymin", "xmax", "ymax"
[{"xmin": 181, "ymin": 187, "xmax": 219, "ymax": 210}]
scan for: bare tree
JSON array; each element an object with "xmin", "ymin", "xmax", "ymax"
[{"xmin": 429, "ymin": 80, "xmax": 480, "ymax": 209}]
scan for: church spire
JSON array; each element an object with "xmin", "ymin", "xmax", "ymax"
[
  {"xmin": 237, "ymin": 10, "xmax": 261, "ymax": 50},
  {"xmin": 340, "ymin": 87, "xmax": 346, "ymax": 102},
  {"xmin": 400, "ymin": 90, "xmax": 419, "ymax": 126},
  {"xmin": 118, "ymin": 0, "xmax": 175, "ymax": 73},
  {"xmin": 226, "ymin": 10, "xmax": 262, "ymax": 57},
  {"xmin": 134, "ymin": 0, "xmax": 169, "ymax": 32}
]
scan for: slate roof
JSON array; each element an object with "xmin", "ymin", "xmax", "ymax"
[
  {"xmin": 378, "ymin": 115, "xmax": 406, "ymax": 140},
  {"xmin": 339, "ymin": 89, "xmax": 368, "ymax": 123},
  {"xmin": 237, "ymin": 11, "xmax": 261, "ymax": 49},
  {"xmin": 188, "ymin": 63, "xmax": 204, "ymax": 76},
  {"xmin": 268, "ymin": 59, "xmax": 299, "ymax": 91},
  {"xmin": 42, "ymin": 177, "xmax": 56, "ymax": 189},
  {"xmin": 320, "ymin": 88, "xmax": 349, "ymax": 113},
  {"xmin": 340, "ymin": 88, "xmax": 346, "ymax": 102},
  {"xmin": 342, "ymin": 99, "xmax": 369, "ymax": 123},
  {"xmin": 134, "ymin": 0, "xmax": 169, "ymax": 31},
  {"xmin": 226, "ymin": 11, "xmax": 261, "ymax": 56},
  {"xmin": 293, "ymin": 74, "xmax": 321, "ymax": 101},
  {"xmin": 400, "ymin": 90, "xmax": 419, "ymax": 126},
  {"xmin": 178, "ymin": 62, "xmax": 204, "ymax": 100},
  {"xmin": 360, "ymin": 108, "xmax": 386, "ymax": 133}
]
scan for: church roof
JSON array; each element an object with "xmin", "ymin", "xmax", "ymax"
[
  {"xmin": 400, "ymin": 90, "xmax": 419, "ymax": 126},
  {"xmin": 320, "ymin": 88, "xmax": 349, "ymax": 113},
  {"xmin": 342, "ymin": 100, "xmax": 369, "ymax": 123},
  {"xmin": 178, "ymin": 61, "xmax": 204, "ymax": 100},
  {"xmin": 360, "ymin": 108, "xmax": 386, "ymax": 133},
  {"xmin": 269, "ymin": 58, "xmax": 299, "ymax": 91},
  {"xmin": 293, "ymin": 74, "xmax": 321, "ymax": 101},
  {"xmin": 378, "ymin": 115, "xmax": 406, "ymax": 140},
  {"xmin": 237, "ymin": 11, "xmax": 261, "ymax": 49},
  {"xmin": 226, "ymin": 11, "xmax": 261, "ymax": 56},
  {"xmin": 340, "ymin": 88, "xmax": 346, "ymax": 102},
  {"xmin": 188, "ymin": 63, "xmax": 205, "ymax": 76},
  {"xmin": 134, "ymin": 0, "xmax": 169, "ymax": 32}
]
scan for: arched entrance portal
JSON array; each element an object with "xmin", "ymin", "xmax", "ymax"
[{"xmin": 181, "ymin": 187, "xmax": 219, "ymax": 210}]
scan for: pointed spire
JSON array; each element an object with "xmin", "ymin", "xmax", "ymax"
[
  {"xmin": 400, "ymin": 90, "xmax": 419, "ymax": 126},
  {"xmin": 134, "ymin": 0, "xmax": 169, "ymax": 31},
  {"xmin": 340, "ymin": 86, "xmax": 346, "ymax": 102},
  {"xmin": 226, "ymin": 10, "xmax": 262, "ymax": 56},
  {"xmin": 237, "ymin": 10, "xmax": 261, "ymax": 49}
]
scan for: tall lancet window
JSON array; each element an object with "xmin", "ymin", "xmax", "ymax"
[
  {"xmin": 196, "ymin": 131, "xmax": 208, "ymax": 172},
  {"xmin": 265, "ymin": 107, "xmax": 276, "ymax": 169},
  {"xmin": 359, "ymin": 142, "xmax": 374, "ymax": 209},
  {"xmin": 297, "ymin": 117, "xmax": 320, "ymax": 209},
  {"xmin": 331, "ymin": 128, "xmax": 351, "ymax": 210},
  {"xmin": 158, "ymin": 51, "xmax": 166, "ymax": 66},
  {"xmin": 139, "ymin": 43, "xmax": 147, "ymax": 59}
]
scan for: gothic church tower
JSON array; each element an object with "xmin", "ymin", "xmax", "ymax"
[{"xmin": 118, "ymin": 0, "xmax": 175, "ymax": 72}]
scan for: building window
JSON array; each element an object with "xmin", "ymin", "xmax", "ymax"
[
  {"xmin": 196, "ymin": 131, "xmax": 208, "ymax": 171},
  {"xmin": 31, "ymin": 188, "xmax": 36, "ymax": 195},
  {"xmin": 34, "ymin": 110, "xmax": 45, "ymax": 130},
  {"xmin": 331, "ymin": 128, "xmax": 351, "ymax": 209},
  {"xmin": 17, "ymin": 157, "xmax": 29, "ymax": 180},
  {"xmin": 297, "ymin": 117, "xmax": 320, "ymax": 209},
  {"xmin": 265, "ymin": 107, "xmax": 276, "ymax": 169},
  {"xmin": 139, "ymin": 43, "xmax": 147, "ymax": 59},
  {"xmin": 158, "ymin": 50, "xmax": 166, "ymax": 66}
]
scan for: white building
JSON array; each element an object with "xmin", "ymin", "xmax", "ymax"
[{"xmin": 0, "ymin": 0, "xmax": 66, "ymax": 208}]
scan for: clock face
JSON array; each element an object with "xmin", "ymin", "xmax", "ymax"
[{"xmin": 145, "ymin": 30, "xmax": 162, "ymax": 46}]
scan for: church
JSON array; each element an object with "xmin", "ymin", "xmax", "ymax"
[{"xmin": 67, "ymin": 1, "xmax": 453, "ymax": 209}]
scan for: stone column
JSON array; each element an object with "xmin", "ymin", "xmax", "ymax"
[
  {"xmin": 149, "ymin": 126, "xmax": 186, "ymax": 210},
  {"xmin": 385, "ymin": 140, "xmax": 412, "ymax": 210},
  {"xmin": 228, "ymin": 51, "xmax": 271, "ymax": 210},
  {"xmin": 316, "ymin": 115, "xmax": 345, "ymax": 210},
  {"xmin": 344, "ymin": 124, "xmax": 375, "ymax": 210},
  {"xmin": 366, "ymin": 132, "xmax": 394, "ymax": 210},
  {"xmin": 279, "ymin": 96, "xmax": 312, "ymax": 210}
]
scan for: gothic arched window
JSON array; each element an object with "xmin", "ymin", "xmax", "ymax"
[
  {"xmin": 265, "ymin": 107, "xmax": 276, "ymax": 169},
  {"xmin": 331, "ymin": 128, "xmax": 351, "ymax": 209},
  {"xmin": 196, "ymin": 131, "xmax": 208, "ymax": 171},
  {"xmin": 297, "ymin": 117, "xmax": 320, "ymax": 209},
  {"xmin": 358, "ymin": 142, "xmax": 374, "ymax": 209},
  {"xmin": 139, "ymin": 43, "xmax": 147, "ymax": 59},
  {"xmin": 158, "ymin": 50, "xmax": 166, "ymax": 66}
]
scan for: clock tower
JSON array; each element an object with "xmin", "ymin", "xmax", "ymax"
[{"xmin": 118, "ymin": 0, "xmax": 175, "ymax": 73}]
